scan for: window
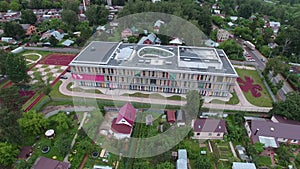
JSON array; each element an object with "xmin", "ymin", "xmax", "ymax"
[
  {"xmin": 197, "ymin": 133, "xmax": 200, "ymax": 135},
  {"xmin": 102, "ymin": 68, "xmax": 105, "ymax": 74},
  {"xmin": 208, "ymin": 133, "xmax": 212, "ymax": 136},
  {"xmin": 292, "ymin": 140, "xmax": 298, "ymax": 143},
  {"xmin": 217, "ymin": 133, "xmax": 221, "ymax": 136}
]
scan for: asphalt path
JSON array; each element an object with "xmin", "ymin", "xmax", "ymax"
[{"xmin": 58, "ymin": 78, "xmax": 272, "ymax": 112}]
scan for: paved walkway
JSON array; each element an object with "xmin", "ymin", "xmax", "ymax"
[
  {"xmin": 58, "ymin": 78, "xmax": 272, "ymax": 112},
  {"xmin": 23, "ymin": 53, "xmax": 42, "ymax": 65},
  {"xmin": 229, "ymin": 141, "xmax": 237, "ymax": 158},
  {"xmin": 64, "ymin": 112, "xmax": 88, "ymax": 162}
]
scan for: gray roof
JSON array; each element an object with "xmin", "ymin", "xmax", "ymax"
[
  {"xmin": 176, "ymin": 159, "xmax": 187, "ymax": 169},
  {"xmin": 193, "ymin": 118, "xmax": 227, "ymax": 133},
  {"xmin": 70, "ymin": 41, "xmax": 237, "ymax": 77},
  {"xmin": 232, "ymin": 162, "xmax": 256, "ymax": 169},
  {"xmin": 178, "ymin": 149, "xmax": 187, "ymax": 160}
]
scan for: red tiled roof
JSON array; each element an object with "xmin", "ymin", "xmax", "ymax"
[
  {"xmin": 111, "ymin": 118, "xmax": 132, "ymax": 134},
  {"xmin": 167, "ymin": 110, "xmax": 176, "ymax": 123},
  {"xmin": 193, "ymin": 118, "xmax": 227, "ymax": 133},
  {"xmin": 116, "ymin": 102, "xmax": 136, "ymax": 126}
]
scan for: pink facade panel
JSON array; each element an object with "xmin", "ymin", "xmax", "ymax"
[{"xmin": 72, "ymin": 73, "xmax": 104, "ymax": 82}]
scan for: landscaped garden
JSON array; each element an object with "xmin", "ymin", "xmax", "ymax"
[
  {"xmin": 235, "ymin": 68, "xmax": 273, "ymax": 107},
  {"xmin": 122, "ymin": 92, "xmax": 186, "ymax": 101}
]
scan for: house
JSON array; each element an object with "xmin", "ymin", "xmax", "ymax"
[
  {"xmin": 152, "ymin": 0, "xmax": 161, "ymax": 3},
  {"xmin": 40, "ymin": 29, "xmax": 65, "ymax": 41},
  {"xmin": 205, "ymin": 39, "xmax": 219, "ymax": 47},
  {"xmin": 21, "ymin": 24, "xmax": 36, "ymax": 36},
  {"xmin": 167, "ymin": 110, "xmax": 176, "ymax": 124},
  {"xmin": 232, "ymin": 162, "xmax": 256, "ymax": 169},
  {"xmin": 17, "ymin": 146, "xmax": 33, "ymax": 160},
  {"xmin": 121, "ymin": 28, "xmax": 133, "ymax": 38},
  {"xmin": 1, "ymin": 37, "xmax": 17, "ymax": 44},
  {"xmin": 230, "ymin": 16, "xmax": 238, "ymax": 22},
  {"xmin": 32, "ymin": 156, "xmax": 70, "ymax": 169},
  {"xmin": 266, "ymin": 21, "xmax": 281, "ymax": 35},
  {"xmin": 217, "ymin": 29, "xmax": 230, "ymax": 42},
  {"xmin": 62, "ymin": 39, "xmax": 74, "ymax": 47},
  {"xmin": 169, "ymin": 38, "xmax": 183, "ymax": 45},
  {"xmin": 175, "ymin": 110, "xmax": 186, "ymax": 127},
  {"xmin": 176, "ymin": 149, "xmax": 188, "ymax": 169},
  {"xmin": 137, "ymin": 33, "xmax": 161, "ymax": 45},
  {"xmin": 245, "ymin": 115, "xmax": 300, "ymax": 148},
  {"xmin": 192, "ymin": 118, "xmax": 227, "ymax": 140},
  {"xmin": 153, "ymin": 20, "xmax": 164, "ymax": 32},
  {"xmin": 228, "ymin": 22, "xmax": 235, "ymax": 27},
  {"xmin": 111, "ymin": 102, "xmax": 137, "ymax": 139}
]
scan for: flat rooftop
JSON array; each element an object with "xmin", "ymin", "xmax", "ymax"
[{"xmin": 70, "ymin": 41, "xmax": 238, "ymax": 76}]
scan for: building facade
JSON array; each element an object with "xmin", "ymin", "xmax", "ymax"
[{"xmin": 69, "ymin": 41, "xmax": 238, "ymax": 97}]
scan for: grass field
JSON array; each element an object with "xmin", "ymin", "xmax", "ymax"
[
  {"xmin": 25, "ymin": 54, "xmax": 40, "ymax": 61},
  {"xmin": 235, "ymin": 68, "xmax": 273, "ymax": 107},
  {"xmin": 21, "ymin": 50, "xmax": 53, "ymax": 57}
]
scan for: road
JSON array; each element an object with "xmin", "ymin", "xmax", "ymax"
[{"xmin": 58, "ymin": 78, "xmax": 272, "ymax": 112}]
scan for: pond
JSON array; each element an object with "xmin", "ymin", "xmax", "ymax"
[{"xmin": 92, "ymin": 151, "xmax": 99, "ymax": 158}]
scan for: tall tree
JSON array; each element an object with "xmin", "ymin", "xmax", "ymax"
[
  {"xmin": 21, "ymin": 9, "xmax": 37, "ymax": 25},
  {"xmin": 10, "ymin": 0, "xmax": 22, "ymax": 11},
  {"xmin": 156, "ymin": 162, "xmax": 174, "ymax": 169},
  {"xmin": 194, "ymin": 156, "xmax": 213, "ymax": 169},
  {"xmin": 0, "ymin": 108, "xmax": 23, "ymax": 144},
  {"xmin": 0, "ymin": 86, "xmax": 25, "ymax": 112},
  {"xmin": 61, "ymin": 9, "xmax": 79, "ymax": 30},
  {"xmin": 62, "ymin": 0, "xmax": 80, "ymax": 13},
  {"xmin": 0, "ymin": 50, "xmax": 8, "ymax": 76},
  {"xmin": 18, "ymin": 110, "xmax": 49, "ymax": 135},
  {"xmin": 51, "ymin": 112, "xmax": 72, "ymax": 131},
  {"xmin": 6, "ymin": 53, "xmax": 30, "ymax": 84},
  {"xmin": 0, "ymin": 142, "xmax": 19, "ymax": 168},
  {"xmin": 85, "ymin": 5, "xmax": 109, "ymax": 26},
  {"xmin": 0, "ymin": 1, "xmax": 9, "ymax": 12},
  {"xmin": 269, "ymin": 92, "xmax": 300, "ymax": 121},
  {"xmin": 264, "ymin": 57, "xmax": 290, "ymax": 78},
  {"xmin": 3, "ymin": 22, "xmax": 25, "ymax": 40},
  {"xmin": 218, "ymin": 39, "xmax": 244, "ymax": 60}
]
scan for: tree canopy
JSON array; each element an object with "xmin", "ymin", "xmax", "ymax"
[
  {"xmin": 61, "ymin": 9, "xmax": 79, "ymax": 30},
  {"xmin": 264, "ymin": 57, "xmax": 290, "ymax": 77},
  {"xmin": 21, "ymin": 9, "xmax": 37, "ymax": 25},
  {"xmin": 218, "ymin": 39, "xmax": 244, "ymax": 61},
  {"xmin": 85, "ymin": 5, "xmax": 109, "ymax": 26},
  {"xmin": 269, "ymin": 92, "xmax": 300, "ymax": 121},
  {"xmin": 156, "ymin": 162, "xmax": 174, "ymax": 169},
  {"xmin": 3, "ymin": 22, "xmax": 25, "ymax": 40},
  {"xmin": 5, "ymin": 53, "xmax": 30, "ymax": 84},
  {"xmin": 18, "ymin": 110, "xmax": 49, "ymax": 135},
  {"xmin": 0, "ymin": 142, "xmax": 19, "ymax": 167}
]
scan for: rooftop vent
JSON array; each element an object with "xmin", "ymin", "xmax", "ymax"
[
  {"xmin": 165, "ymin": 61, "xmax": 172, "ymax": 65},
  {"xmin": 270, "ymin": 127, "xmax": 275, "ymax": 132},
  {"xmin": 198, "ymin": 125, "xmax": 201, "ymax": 128},
  {"xmin": 218, "ymin": 125, "xmax": 221, "ymax": 129},
  {"xmin": 138, "ymin": 59, "xmax": 144, "ymax": 63},
  {"xmin": 145, "ymin": 60, "xmax": 151, "ymax": 64},
  {"xmin": 91, "ymin": 46, "xmax": 95, "ymax": 51}
]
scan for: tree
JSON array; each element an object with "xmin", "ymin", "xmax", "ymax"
[
  {"xmin": 0, "ymin": 108, "xmax": 23, "ymax": 144},
  {"xmin": 264, "ymin": 57, "xmax": 290, "ymax": 78},
  {"xmin": 51, "ymin": 112, "xmax": 72, "ymax": 131},
  {"xmin": 238, "ymin": 4, "xmax": 252, "ymax": 19},
  {"xmin": 269, "ymin": 92, "xmax": 300, "ymax": 121},
  {"xmin": 0, "ymin": 1, "xmax": 9, "ymax": 12},
  {"xmin": 54, "ymin": 134, "xmax": 72, "ymax": 156},
  {"xmin": 156, "ymin": 162, "xmax": 174, "ymax": 169},
  {"xmin": 21, "ymin": 9, "xmax": 37, "ymax": 25},
  {"xmin": 276, "ymin": 144, "xmax": 292, "ymax": 167},
  {"xmin": 49, "ymin": 36, "xmax": 58, "ymax": 47},
  {"xmin": 3, "ymin": 22, "xmax": 25, "ymax": 40},
  {"xmin": 218, "ymin": 39, "xmax": 244, "ymax": 60},
  {"xmin": 0, "ymin": 50, "xmax": 8, "ymax": 76},
  {"xmin": 10, "ymin": 0, "xmax": 22, "ymax": 11},
  {"xmin": 6, "ymin": 53, "xmax": 30, "ymax": 84},
  {"xmin": 62, "ymin": 0, "xmax": 80, "ymax": 13},
  {"xmin": 61, "ymin": 9, "xmax": 79, "ymax": 30},
  {"xmin": 85, "ymin": 5, "xmax": 109, "ymax": 26},
  {"xmin": 184, "ymin": 90, "xmax": 203, "ymax": 121},
  {"xmin": 253, "ymin": 142, "xmax": 264, "ymax": 154},
  {"xmin": 0, "ymin": 86, "xmax": 25, "ymax": 112},
  {"xmin": 0, "ymin": 142, "xmax": 19, "ymax": 167},
  {"xmin": 43, "ymin": 78, "xmax": 52, "ymax": 101},
  {"xmin": 18, "ymin": 110, "xmax": 49, "ymax": 135}
]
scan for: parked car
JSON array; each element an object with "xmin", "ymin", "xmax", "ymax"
[
  {"xmin": 66, "ymin": 69, "xmax": 71, "ymax": 73},
  {"xmin": 60, "ymin": 75, "xmax": 68, "ymax": 79}
]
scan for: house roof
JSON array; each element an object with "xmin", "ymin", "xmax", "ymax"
[
  {"xmin": 271, "ymin": 115, "xmax": 300, "ymax": 125},
  {"xmin": 167, "ymin": 110, "xmax": 176, "ymax": 123},
  {"xmin": 176, "ymin": 159, "xmax": 188, "ymax": 169},
  {"xmin": 193, "ymin": 118, "xmax": 227, "ymax": 133},
  {"xmin": 116, "ymin": 102, "xmax": 136, "ymax": 126},
  {"xmin": 20, "ymin": 24, "xmax": 30, "ymax": 30},
  {"xmin": 169, "ymin": 38, "xmax": 183, "ymax": 45},
  {"xmin": 111, "ymin": 118, "xmax": 132, "ymax": 134},
  {"xmin": 232, "ymin": 162, "xmax": 256, "ymax": 169},
  {"xmin": 178, "ymin": 149, "xmax": 187, "ymax": 160},
  {"xmin": 32, "ymin": 156, "xmax": 70, "ymax": 169},
  {"xmin": 250, "ymin": 119, "xmax": 300, "ymax": 146},
  {"xmin": 62, "ymin": 39, "xmax": 74, "ymax": 46},
  {"xmin": 176, "ymin": 110, "xmax": 185, "ymax": 122},
  {"xmin": 18, "ymin": 146, "xmax": 33, "ymax": 159}
]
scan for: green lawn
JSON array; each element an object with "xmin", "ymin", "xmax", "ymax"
[
  {"xmin": 25, "ymin": 54, "xmax": 40, "ymax": 61},
  {"xmin": 21, "ymin": 50, "xmax": 53, "ymax": 57},
  {"xmin": 235, "ymin": 68, "xmax": 272, "ymax": 107},
  {"xmin": 49, "ymin": 81, "xmax": 71, "ymax": 98}
]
